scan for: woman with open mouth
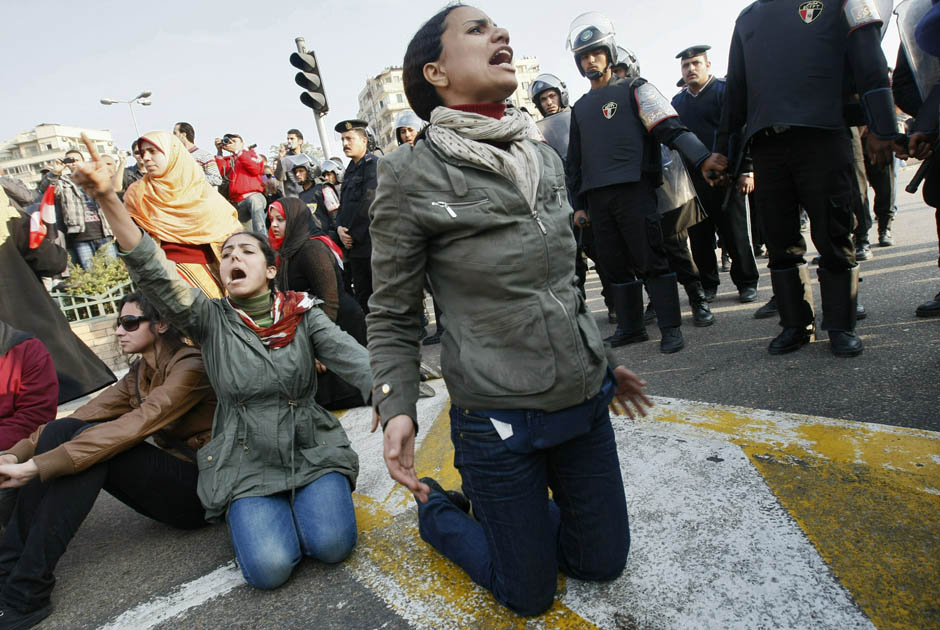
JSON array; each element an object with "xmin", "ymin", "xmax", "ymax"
[
  {"xmin": 68, "ymin": 134, "xmax": 372, "ymax": 593},
  {"xmin": 366, "ymin": 3, "xmax": 651, "ymax": 617}
]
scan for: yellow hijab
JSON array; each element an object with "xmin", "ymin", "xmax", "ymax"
[
  {"xmin": 124, "ymin": 130, "xmax": 241, "ymax": 247},
  {"xmin": 0, "ymin": 188, "xmax": 18, "ymax": 246}
]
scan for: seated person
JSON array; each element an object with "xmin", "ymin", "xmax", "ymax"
[{"xmin": 0, "ymin": 292, "xmax": 216, "ymax": 629}]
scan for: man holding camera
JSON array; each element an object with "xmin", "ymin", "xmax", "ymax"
[
  {"xmin": 215, "ymin": 133, "xmax": 266, "ymax": 233},
  {"xmin": 275, "ymin": 128, "xmax": 315, "ymax": 198}
]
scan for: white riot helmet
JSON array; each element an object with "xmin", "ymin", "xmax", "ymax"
[
  {"xmin": 566, "ymin": 12, "xmax": 618, "ymax": 79},
  {"xmin": 613, "ymin": 47, "xmax": 641, "ymax": 79},
  {"xmin": 529, "ymin": 74, "xmax": 569, "ymax": 116},
  {"xmin": 321, "ymin": 159, "xmax": 344, "ymax": 184},
  {"xmin": 393, "ymin": 109, "xmax": 426, "ymax": 145}
]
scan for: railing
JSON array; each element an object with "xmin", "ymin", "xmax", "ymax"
[{"xmin": 50, "ymin": 280, "xmax": 135, "ymax": 322}]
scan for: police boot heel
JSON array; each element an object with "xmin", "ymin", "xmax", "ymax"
[
  {"xmin": 605, "ymin": 281, "xmax": 649, "ymax": 347},
  {"xmin": 646, "ymin": 273, "xmax": 685, "ymax": 353},
  {"xmin": 817, "ymin": 266, "xmax": 863, "ymax": 358},
  {"xmin": 768, "ymin": 266, "xmax": 815, "ymax": 355},
  {"xmin": 916, "ymin": 292, "xmax": 940, "ymax": 317},
  {"xmin": 684, "ymin": 281, "xmax": 715, "ymax": 327}
]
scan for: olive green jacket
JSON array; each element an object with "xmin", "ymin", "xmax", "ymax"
[
  {"xmin": 122, "ymin": 234, "xmax": 371, "ymax": 520},
  {"xmin": 367, "ymin": 136, "xmax": 613, "ymax": 428}
]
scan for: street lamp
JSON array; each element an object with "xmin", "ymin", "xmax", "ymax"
[{"xmin": 99, "ymin": 91, "xmax": 153, "ymax": 139}]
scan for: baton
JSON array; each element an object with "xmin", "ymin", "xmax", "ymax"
[{"xmin": 905, "ymin": 147, "xmax": 937, "ymax": 194}]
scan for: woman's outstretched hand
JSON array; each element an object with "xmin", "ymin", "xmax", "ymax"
[
  {"xmin": 373, "ymin": 412, "xmax": 431, "ymax": 503},
  {"xmin": 70, "ymin": 133, "xmax": 116, "ymax": 199},
  {"xmin": 609, "ymin": 365, "xmax": 653, "ymax": 419}
]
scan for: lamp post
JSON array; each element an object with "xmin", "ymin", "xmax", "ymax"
[{"xmin": 99, "ymin": 91, "xmax": 153, "ymax": 139}]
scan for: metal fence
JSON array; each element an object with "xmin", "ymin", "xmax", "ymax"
[{"xmin": 50, "ymin": 280, "xmax": 135, "ymax": 322}]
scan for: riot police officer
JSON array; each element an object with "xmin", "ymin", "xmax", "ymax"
[
  {"xmin": 394, "ymin": 109, "xmax": 425, "ymax": 147},
  {"xmin": 672, "ymin": 45, "xmax": 760, "ymax": 304},
  {"xmin": 565, "ymin": 12, "xmax": 726, "ymax": 353},
  {"xmin": 719, "ymin": 0, "xmax": 899, "ymax": 357}
]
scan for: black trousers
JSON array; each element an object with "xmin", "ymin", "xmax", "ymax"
[
  {"xmin": 0, "ymin": 418, "xmax": 205, "ymax": 612},
  {"xmin": 863, "ymin": 145, "xmax": 896, "ymax": 229},
  {"xmin": 586, "ymin": 181, "xmax": 671, "ymax": 283},
  {"xmin": 662, "ymin": 228, "xmax": 700, "ymax": 287},
  {"xmin": 579, "ymin": 223, "xmax": 614, "ymax": 312},
  {"xmin": 750, "ymin": 127, "xmax": 857, "ymax": 272},
  {"xmin": 689, "ymin": 177, "xmax": 759, "ymax": 291},
  {"xmin": 849, "ymin": 127, "xmax": 874, "ymax": 245},
  {"xmin": 348, "ymin": 257, "xmax": 373, "ymax": 315}
]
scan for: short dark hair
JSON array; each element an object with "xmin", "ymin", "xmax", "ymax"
[
  {"xmin": 175, "ymin": 122, "xmax": 195, "ymax": 143},
  {"xmin": 403, "ymin": 3, "xmax": 466, "ymax": 121},
  {"xmin": 64, "ymin": 149, "xmax": 84, "ymax": 160},
  {"xmin": 118, "ymin": 291, "xmax": 187, "ymax": 356},
  {"xmin": 225, "ymin": 133, "xmax": 243, "ymax": 142},
  {"xmin": 287, "ymin": 128, "xmax": 303, "ymax": 140},
  {"xmin": 222, "ymin": 232, "xmax": 278, "ymax": 290}
]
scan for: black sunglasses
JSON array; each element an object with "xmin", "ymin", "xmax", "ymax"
[{"xmin": 116, "ymin": 315, "xmax": 149, "ymax": 331}]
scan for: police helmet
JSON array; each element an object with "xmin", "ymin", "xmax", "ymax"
[
  {"xmin": 566, "ymin": 12, "xmax": 618, "ymax": 79},
  {"xmin": 529, "ymin": 73, "xmax": 569, "ymax": 115},
  {"xmin": 393, "ymin": 109, "xmax": 425, "ymax": 145},
  {"xmin": 612, "ymin": 47, "xmax": 641, "ymax": 79},
  {"xmin": 321, "ymin": 159, "xmax": 344, "ymax": 184},
  {"xmin": 292, "ymin": 161, "xmax": 321, "ymax": 180}
]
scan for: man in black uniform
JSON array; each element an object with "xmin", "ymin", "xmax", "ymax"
[
  {"xmin": 719, "ymin": 0, "xmax": 899, "ymax": 357},
  {"xmin": 334, "ymin": 119, "xmax": 378, "ymax": 315},
  {"xmin": 672, "ymin": 45, "xmax": 760, "ymax": 304},
  {"xmin": 565, "ymin": 12, "xmax": 726, "ymax": 353}
]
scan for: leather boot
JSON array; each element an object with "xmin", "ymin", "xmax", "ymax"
[
  {"xmin": 646, "ymin": 273, "xmax": 685, "ymax": 353},
  {"xmin": 818, "ymin": 266, "xmax": 863, "ymax": 357},
  {"xmin": 768, "ymin": 266, "xmax": 815, "ymax": 355},
  {"xmin": 684, "ymin": 281, "xmax": 715, "ymax": 327},
  {"xmin": 916, "ymin": 291, "xmax": 940, "ymax": 317},
  {"xmin": 605, "ymin": 281, "xmax": 650, "ymax": 347}
]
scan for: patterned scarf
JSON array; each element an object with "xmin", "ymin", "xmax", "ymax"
[
  {"xmin": 228, "ymin": 291, "xmax": 317, "ymax": 349},
  {"xmin": 426, "ymin": 106, "xmax": 541, "ymax": 209}
]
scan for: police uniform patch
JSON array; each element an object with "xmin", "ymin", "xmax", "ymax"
[
  {"xmin": 799, "ymin": 0, "xmax": 824, "ymax": 23},
  {"xmin": 843, "ymin": 0, "xmax": 882, "ymax": 30},
  {"xmin": 635, "ymin": 83, "xmax": 678, "ymax": 131},
  {"xmin": 602, "ymin": 102, "xmax": 618, "ymax": 119}
]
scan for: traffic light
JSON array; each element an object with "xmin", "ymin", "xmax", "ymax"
[{"xmin": 290, "ymin": 51, "xmax": 329, "ymax": 115}]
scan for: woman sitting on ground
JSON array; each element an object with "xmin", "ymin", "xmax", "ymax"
[
  {"xmin": 269, "ymin": 198, "xmax": 367, "ymax": 410},
  {"xmin": 69, "ymin": 138, "xmax": 372, "ymax": 592},
  {"xmin": 367, "ymin": 4, "xmax": 651, "ymax": 618},
  {"xmin": 0, "ymin": 292, "xmax": 216, "ymax": 629}
]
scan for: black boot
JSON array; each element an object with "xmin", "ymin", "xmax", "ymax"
[
  {"xmin": 684, "ymin": 281, "xmax": 715, "ymax": 327},
  {"xmin": 643, "ymin": 303, "xmax": 656, "ymax": 325},
  {"xmin": 818, "ymin": 266, "xmax": 863, "ymax": 357},
  {"xmin": 754, "ymin": 295, "xmax": 778, "ymax": 319},
  {"xmin": 646, "ymin": 273, "xmax": 685, "ymax": 353},
  {"xmin": 768, "ymin": 266, "xmax": 815, "ymax": 355},
  {"xmin": 916, "ymin": 292, "xmax": 940, "ymax": 317},
  {"xmin": 605, "ymin": 281, "xmax": 650, "ymax": 347}
]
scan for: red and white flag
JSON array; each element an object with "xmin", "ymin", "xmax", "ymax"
[{"xmin": 29, "ymin": 185, "xmax": 56, "ymax": 249}]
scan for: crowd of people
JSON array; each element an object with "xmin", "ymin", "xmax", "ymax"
[{"xmin": 0, "ymin": 0, "xmax": 937, "ymax": 627}]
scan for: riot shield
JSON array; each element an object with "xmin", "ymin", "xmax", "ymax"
[
  {"xmin": 536, "ymin": 109, "xmax": 571, "ymax": 159},
  {"xmin": 656, "ymin": 146, "xmax": 697, "ymax": 212},
  {"xmin": 896, "ymin": 0, "xmax": 940, "ymax": 99},
  {"xmin": 878, "ymin": 0, "xmax": 894, "ymax": 38}
]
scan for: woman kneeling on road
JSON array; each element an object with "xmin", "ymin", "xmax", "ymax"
[
  {"xmin": 367, "ymin": 4, "xmax": 652, "ymax": 618},
  {"xmin": 0, "ymin": 292, "xmax": 216, "ymax": 629},
  {"xmin": 69, "ymin": 134, "xmax": 372, "ymax": 592}
]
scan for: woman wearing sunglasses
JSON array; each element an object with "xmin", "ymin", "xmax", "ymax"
[{"xmin": 0, "ymin": 292, "xmax": 215, "ymax": 629}]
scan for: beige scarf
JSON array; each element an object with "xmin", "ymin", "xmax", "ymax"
[{"xmin": 426, "ymin": 106, "xmax": 541, "ymax": 209}]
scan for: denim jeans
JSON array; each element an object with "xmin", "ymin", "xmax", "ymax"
[
  {"xmin": 236, "ymin": 192, "xmax": 268, "ymax": 234},
  {"xmin": 68, "ymin": 237, "xmax": 116, "ymax": 270},
  {"xmin": 227, "ymin": 472, "xmax": 357, "ymax": 590},
  {"xmin": 418, "ymin": 375, "xmax": 629, "ymax": 617}
]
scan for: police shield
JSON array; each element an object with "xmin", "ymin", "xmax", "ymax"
[
  {"xmin": 536, "ymin": 110, "xmax": 571, "ymax": 159},
  {"xmin": 656, "ymin": 146, "xmax": 697, "ymax": 212},
  {"xmin": 895, "ymin": 0, "xmax": 940, "ymax": 99}
]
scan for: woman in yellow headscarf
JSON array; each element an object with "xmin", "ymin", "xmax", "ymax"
[{"xmin": 124, "ymin": 131, "xmax": 242, "ymax": 298}]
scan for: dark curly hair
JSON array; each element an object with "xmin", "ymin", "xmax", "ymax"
[
  {"xmin": 117, "ymin": 291, "xmax": 188, "ymax": 358},
  {"xmin": 403, "ymin": 3, "xmax": 467, "ymax": 121}
]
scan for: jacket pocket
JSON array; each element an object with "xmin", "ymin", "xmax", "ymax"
[
  {"xmin": 458, "ymin": 301, "xmax": 556, "ymax": 397},
  {"xmin": 196, "ymin": 437, "xmax": 232, "ymax": 510}
]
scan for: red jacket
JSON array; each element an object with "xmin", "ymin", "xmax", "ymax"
[
  {"xmin": 216, "ymin": 149, "xmax": 264, "ymax": 202},
  {"xmin": 0, "ymin": 337, "xmax": 58, "ymax": 451}
]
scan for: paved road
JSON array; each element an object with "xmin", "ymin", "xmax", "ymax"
[{"xmin": 37, "ymin": 165, "xmax": 940, "ymax": 629}]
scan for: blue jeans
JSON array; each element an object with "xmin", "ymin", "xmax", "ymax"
[
  {"xmin": 68, "ymin": 237, "xmax": 116, "ymax": 270},
  {"xmin": 227, "ymin": 472, "xmax": 357, "ymax": 589},
  {"xmin": 236, "ymin": 192, "xmax": 268, "ymax": 234},
  {"xmin": 418, "ymin": 376, "xmax": 629, "ymax": 616}
]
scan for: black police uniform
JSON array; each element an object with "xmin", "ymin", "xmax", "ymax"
[
  {"xmin": 720, "ymin": 0, "xmax": 898, "ymax": 356},
  {"xmin": 567, "ymin": 75, "xmax": 713, "ymax": 348},
  {"xmin": 336, "ymin": 153, "xmax": 378, "ymax": 314},
  {"xmin": 673, "ymin": 74, "xmax": 760, "ymax": 299}
]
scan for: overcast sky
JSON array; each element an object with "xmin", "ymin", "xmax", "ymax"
[{"xmin": 3, "ymin": 0, "xmax": 902, "ymax": 161}]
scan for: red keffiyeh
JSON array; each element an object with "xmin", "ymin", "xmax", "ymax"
[{"xmin": 228, "ymin": 291, "xmax": 316, "ymax": 348}]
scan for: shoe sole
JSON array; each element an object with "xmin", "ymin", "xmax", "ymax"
[
  {"xmin": 739, "ymin": 296, "xmax": 758, "ymax": 304},
  {"xmin": 608, "ymin": 333, "xmax": 651, "ymax": 347},
  {"xmin": 660, "ymin": 341, "xmax": 685, "ymax": 353},
  {"xmin": 831, "ymin": 346, "xmax": 864, "ymax": 358},
  {"xmin": 693, "ymin": 318, "xmax": 715, "ymax": 327},
  {"xmin": 768, "ymin": 334, "xmax": 814, "ymax": 355},
  {"xmin": 915, "ymin": 310, "xmax": 940, "ymax": 318}
]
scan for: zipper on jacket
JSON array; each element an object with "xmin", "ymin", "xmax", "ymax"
[
  {"xmin": 431, "ymin": 199, "xmax": 488, "ymax": 218},
  {"xmin": 553, "ymin": 185, "xmax": 566, "ymax": 207}
]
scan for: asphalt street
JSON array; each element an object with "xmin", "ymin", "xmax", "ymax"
[{"xmin": 33, "ymin": 164, "xmax": 940, "ymax": 629}]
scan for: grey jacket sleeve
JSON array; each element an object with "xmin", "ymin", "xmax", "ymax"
[
  {"xmin": 306, "ymin": 308, "xmax": 372, "ymax": 402},
  {"xmin": 365, "ymin": 158, "xmax": 426, "ymax": 430}
]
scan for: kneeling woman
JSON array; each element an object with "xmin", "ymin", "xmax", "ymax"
[
  {"xmin": 0, "ymin": 292, "xmax": 215, "ymax": 628},
  {"xmin": 70, "ymin": 139, "xmax": 372, "ymax": 591},
  {"xmin": 367, "ymin": 5, "xmax": 651, "ymax": 618}
]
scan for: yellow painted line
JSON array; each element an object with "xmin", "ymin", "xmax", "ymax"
[{"xmin": 648, "ymin": 398, "xmax": 940, "ymax": 630}]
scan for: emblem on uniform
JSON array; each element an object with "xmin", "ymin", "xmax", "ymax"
[
  {"xmin": 799, "ymin": 0, "xmax": 824, "ymax": 23},
  {"xmin": 602, "ymin": 102, "xmax": 618, "ymax": 119},
  {"xmin": 581, "ymin": 30, "xmax": 593, "ymax": 42}
]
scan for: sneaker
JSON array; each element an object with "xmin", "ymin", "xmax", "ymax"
[
  {"xmin": 419, "ymin": 477, "xmax": 471, "ymax": 514},
  {"xmin": 738, "ymin": 287, "xmax": 758, "ymax": 303},
  {"xmin": 878, "ymin": 229, "xmax": 893, "ymax": 247},
  {"xmin": 855, "ymin": 244, "xmax": 873, "ymax": 261},
  {"xmin": 0, "ymin": 601, "xmax": 52, "ymax": 630}
]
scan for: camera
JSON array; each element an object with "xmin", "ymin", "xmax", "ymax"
[
  {"xmin": 221, "ymin": 135, "xmax": 234, "ymax": 145},
  {"xmin": 62, "ymin": 157, "xmax": 77, "ymax": 164}
]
